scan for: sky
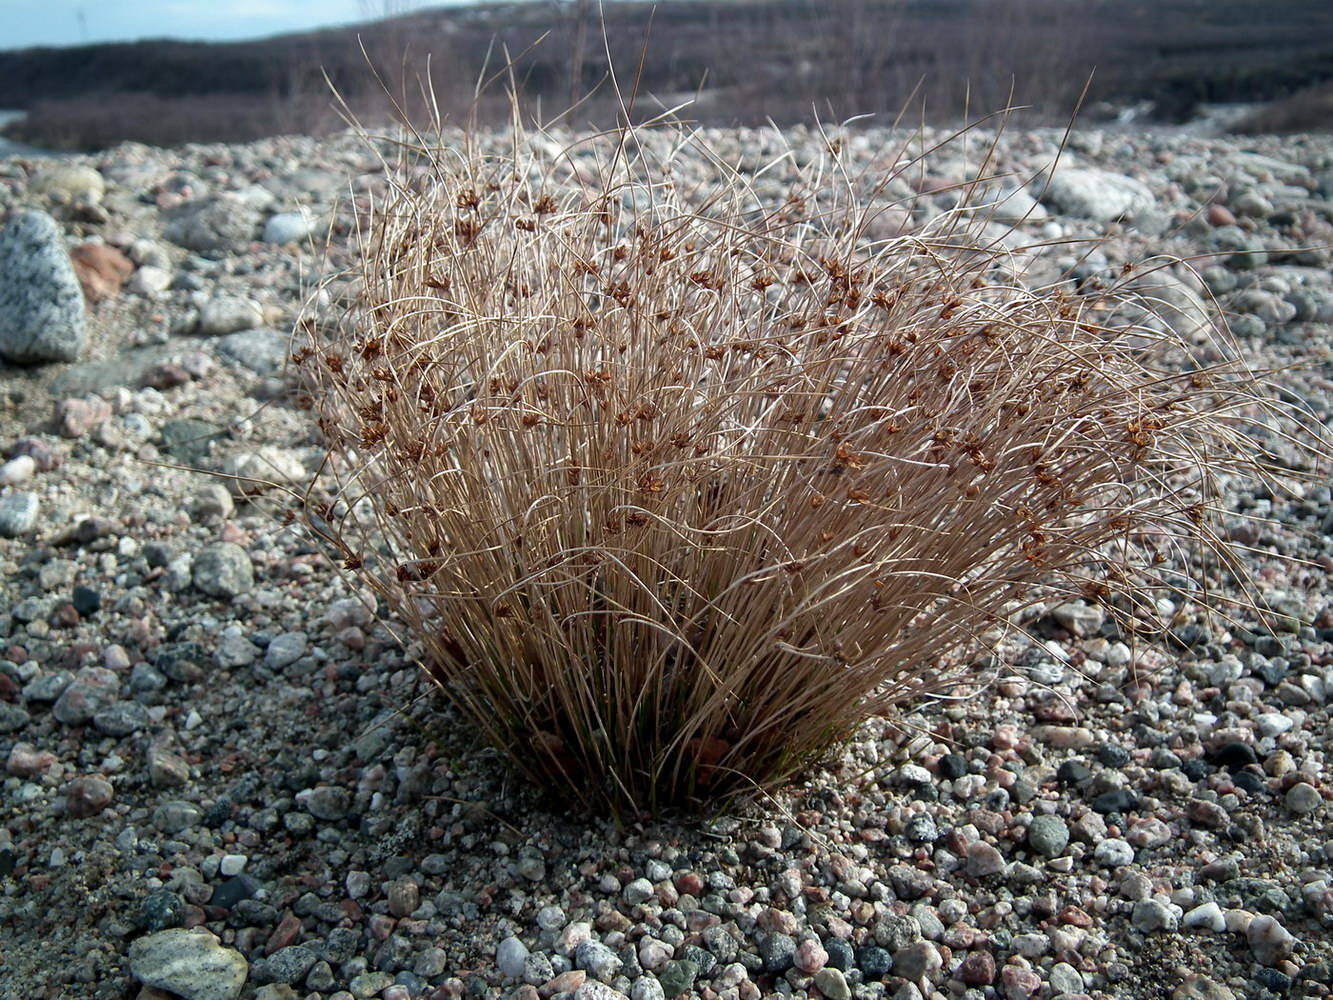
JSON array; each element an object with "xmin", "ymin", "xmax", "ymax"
[{"xmin": 2, "ymin": 0, "xmax": 476, "ymax": 50}]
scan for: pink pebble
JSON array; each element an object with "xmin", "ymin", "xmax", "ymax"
[
  {"xmin": 66, "ymin": 775, "xmax": 115, "ymax": 818},
  {"xmin": 794, "ymin": 937, "xmax": 828, "ymax": 973},
  {"xmin": 337, "ymin": 626, "xmax": 365, "ymax": 651},
  {"xmin": 103, "ymin": 644, "xmax": 131, "ymax": 671},
  {"xmin": 1002, "ymin": 964, "xmax": 1043, "ymax": 1000},
  {"xmin": 7, "ymin": 742, "xmax": 59, "ymax": 778}
]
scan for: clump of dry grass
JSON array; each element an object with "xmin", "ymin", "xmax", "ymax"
[{"xmin": 294, "ymin": 112, "xmax": 1287, "ymax": 816}]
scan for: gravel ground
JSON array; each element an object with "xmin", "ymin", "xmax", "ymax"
[{"xmin": 1, "ymin": 118, "xmax": 1332, "ymax": 1000}]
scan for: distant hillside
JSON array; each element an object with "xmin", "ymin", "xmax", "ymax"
[{"xmin": 2, "ymin": 0, "xmax": 1332, "ymax": 150}]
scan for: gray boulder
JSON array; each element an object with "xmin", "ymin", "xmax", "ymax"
[
  {"xmin": 1038, "ymin": 168, "xmax": 1156, "ymax": 222},
  {"xmin": 0, "ymin": 211, "xmax": 88, "ymax": 364},
  {"xmin": 163, "ymin": 193, "xmax": 264, "ymax": 253}
]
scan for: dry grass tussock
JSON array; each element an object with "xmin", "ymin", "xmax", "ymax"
[{"xmin": 294, "ymin": 109, "xmax": 1306, "ymax": 817}]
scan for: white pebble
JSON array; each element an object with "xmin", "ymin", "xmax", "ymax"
[
  {"xmin": 0, "ymin": 454, "xmax": 36, "ymax": 486},
  {"xmin": 1182, "ymin": 901, "xmax": 1225, "ymax": 931},
  {"xmin": 1255, "ymin": 712, "xmax": 1294, "ymax": 738},
  {"xmin": 1093, "ymin": 839, "xmax": 1135, "ymax": 867},
  {"xmin": 496, "ymin": 936, "xmax": 529, "ymax": 980},
  {"xmin": 183, "ymin": 709, "xmax": 202, "ymax": 730},
  {"xmin": 219, "ymin": 854, "xmax": 247, "ymax": 877}
]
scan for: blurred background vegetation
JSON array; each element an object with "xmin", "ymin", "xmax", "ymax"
[{"xmin": 1, "ymin": 0, "xmax": 1331, "ymax": 151}]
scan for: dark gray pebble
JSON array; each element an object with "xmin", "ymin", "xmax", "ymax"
[
  {"xmin": 658, "ymin": 958, "xmax": 700, "ymax": 998},
  {"xmin": 260, "ymin": 944, "xmax": 319, "ymax": 984},
  {"xmin": 1182, "ymin": 758, "xmax": 1211, "ymax": 781},
  {"xmin": 139, "ymin": 889, "xmax": 185, "ymax": 932},
  {"xmin": 854, "ymin": 945, "xmax": 893, "ymax": 979},
  {"xmin": 938, "ymin": 753, "xmax": 967, "ymax": 779},
  {"xmin": 92, "ymin": 700, "xmax": 150, "ymax": 736},
  {"xmin": 1056, "ymin": 760, "xmax": 1091, "ymax": 784},
  {"xmin": 1210, "ymin": 743, "xmax": 1260, "ymax": 770},
  {"xmin": 1096, "ymin": 744, "xmax": 1131, "ymax": 767},
  {"xmin": 208, "ymin": 873, "xmax": 261, "ymax": 910},
  {"xmin": 1091, "ymin": 790, "xmax": 1139, "ymax": 813},
  {"xmin": 759, "ymin": 931, "xmax": 797, "ymax": 974},
  {"xmin": 71, "ymin": 586, "xmax": 101, "ymax": 616},
  {"xmin": 824, "ymin": 938, "xmax": 854, "ymax": 971}
]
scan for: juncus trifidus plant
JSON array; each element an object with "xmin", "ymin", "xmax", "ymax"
[{"xmin": 295, "ymin": 113, "xmax": 1290, "ymax": 817}]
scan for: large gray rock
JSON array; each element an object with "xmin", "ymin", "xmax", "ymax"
[
  {"xmin": 128, "ymin": 928, "xmax": 248, "ymax": 1000},
  {"xmin": 197, "ymin": 296, "xmax": 264, "ymax": 336},
  {"xmin": 30, "ymin": 164, "xmax": 106, "ymax": 205},
  {"xmin": 163, "ymin": 193, "xmax": 264, "ymax": 253},
  {"xmin": 215, "ymin": 328, "xmax": 289, "ymax": 376},
  {"xmin": 0, "ymin": 211, "xmax": 88, "ymax": 364},
  {"xmin": 1038, "ymin": 168, "xmax": 1156, "ymax": 222}
]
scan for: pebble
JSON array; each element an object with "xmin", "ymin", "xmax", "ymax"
[
  {"xmin": 813, "ymin": 966, "xmax": 852, "ymax": 1000},
  {"xmin": 1026, "ymin": 815, "xmax": 1070, "ymax": 858},
  {"xmin": 1051, "ymin": 601, "xmax": 1105, "ymax": 637},
  {"xmin": 164, "ymin": 193, "xmax": 264, "ymax": 252},
  {"xmin": 65, "ymin": 774, "xmax": 115, "ymax": 818},
  {"xmin": 0, "ymin": 210, "xmax": 88, "ymax": 363},
  {"xmin": 6, "ymin": 742, "xmax": 57, "ymax": 777},
  {"xmin": 1049, "ymin": 962, "xmax": 1084, "ymax": 994},
  {"xmin": 793, "ymin": 937, "xmax": 828, "ymax": 973},
  {"xmin": 637, "ymin": 937, "xmax": 671, "ymax": 970},
  {"xmin": 1284, "ymin": 782, "xmax": 1322, "ymax": 815},
  {"xmin": 197, "ymin": 295, "xmax": 264, "ymax": 336},
  {"xmin": 262, "ymin": 945, "xmax": 318, "ymax": 984},
  {"xmin": 0, "ymin": 491, "xmax": 40, "ymax": 536},
  {"xmin": 656, "ymin": 958, "xmax": 699, "ymax": 997},
  {"xmin": 964, "ymin": 840, "xmax": 1006, "ymax": 877},
  {"xmin": 191, "ymin": 543, "xmax": 254, "ymax": 598},
  {"xmin": 891, "ymin": 941, "xmax": 941, "ymax": 981},
  {"xmin": 221, "ymin": 446, "xmax": 308, "ymax": 497},
  {"xmin": 92, "ymin": 700, "xmax": 150, "ymax": 735},
  {"xmin": 0, "ymin": 454, "xmax": 36, "ymax": 486},
  {"xmin": 574, "ymin": 983, "xmax": 631, "ymax": 1000},
  {"xmin": 623, "ymin": 877, "xmax": 655, "ymax": 904},
  {"xmin": 758, "ymin": 931, "xmax": 796, "ymax": 973},
  {"xmin": 855, "ymin": 943, "xmax": 894, "ymax": 979},
  {"xmin": 263, "ymin": 210, "xmax": 317, "ymax": 244},
  {"xmin": 1247, "ymin": 914, "xmax": 1296, "ymax": 965},
  {"xmin": 52, "ymin": 666, "xmax": 119, "ymax": 725},
  {"xmin": 147, "ymin": 748, "xmax": 191, "ymax": 788},
  {"xmin": 1091, "ymin": 838, "xmax": 1134, "ymax": 867},
  {"xmin": 303, "ymin": 785, "xmax": 350, "ymax": 821},
  {"xmin": 1182, "ymin": 901, "xmax": 1226, "ymax": 931},
  {"xmin": 1039, "ymin": 167, "xmax": 1156, "ymax": 222},
  {"xmin": 631, "ymin": 975, "xmax": 666, "ymax": 1000},
  {"xmin": 1130, "ymin": 899, "xmax": 1180, "ymax": 933},
  {"xmin": 128, "ymin": 928, "xmax": 248, "ymax": 1000},
  {"xmin": 264, "ymin": 631, "xmax": 308, "ymax": 670},
  {"xmin": 1000, "ymin": 964, "xmax": 1043, "ymax": 1000},
  {"xmin": 1173, "ymin": 975, "xmax": 1236, "ymax": 1000},
  {"xmin": 498, "ymin": 936, "xmax": 530, "ymax": 979},
  {"xmin": 154, "ymin": 800, "xmax": 203, "ymax": 834},
  {"xmin": 31, "ymin": 164, "xmax": 105, "ymax": 204},
  {"xmin": 958, "ymin": 951, "xmax": 996, "ymax": 985}
]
